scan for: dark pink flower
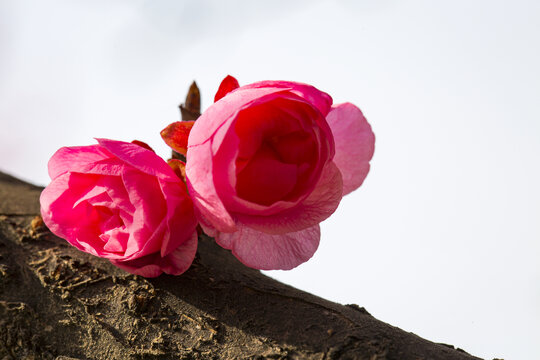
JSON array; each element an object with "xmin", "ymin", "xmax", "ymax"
[
  {"xmin": 40, "ymin": 139, "xmax": 198, "ymax": 277},
  {"xmin": 164, "ymin": 76, "xmax": 375, "ymax": 270}
]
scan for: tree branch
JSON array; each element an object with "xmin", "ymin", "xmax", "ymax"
[{"xmin": 0, "ymin": 171, "xmax": 484, "ymax": 360}]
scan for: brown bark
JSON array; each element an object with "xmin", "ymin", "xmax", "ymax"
[
  {"xmin": 0, "ymin": 171, "xmax": 484, "ymax": 360},
  {"xmin": 171, "ymin": 81, "xmax": 201, "ymax": 162}
]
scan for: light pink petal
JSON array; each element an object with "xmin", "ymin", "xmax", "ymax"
[
  {"xmin": 48, "ymin": 145, "xmax": 111, "ymax": 179},
  {"xmin": 198, "ymin": 220, "xmax": 219, "ymax": 238},
  {"xmin": 216, "ymin": 224, "xmax": 320, "ymax": 270},
  {"xmin": 233, "ymin": 161, "xmax": 343, "ymax": 234},
  {"xmin": 241, "ymin": 80, "xmax": 333, "ymax": 116},
  {"xmin": 96, "ymin": 138, "xmax": 178, "ymax": 181},
  {"xmin": 186, "ymin": 139, "xmax": 237, "ymax": 233},
  {"xmin": 326, "ymin": 103, "xmax": 375, "ymax": 195},
  {"xmin": 111, "ymin": 232, "xmax": 198, "ymax": 277}
]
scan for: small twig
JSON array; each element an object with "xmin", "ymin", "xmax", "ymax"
[{"xmin": 172, "ymin": 81, "xmax": 201, "ymax": 161}]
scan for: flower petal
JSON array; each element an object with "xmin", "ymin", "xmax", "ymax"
[
  {"xmin": 216, "ymin": 224, "xmax": 320, "ymax": 270},
  {"xmin": 158, "ymin": 179, "xmax": 197, "ymax": 257},
  {"xmin": 96, "ymin": 138, "xmax": 178, "ymax": 181},
  {"xmin": 48, "ymin": 145, "xmax": 110, "ymax": 179},
  {"xmin": 186, "ymin": 139, "xmax": 237, "ymax": 233},
  {"xmin": 326, "ymin": 103, "xmax": 375, "ymax": 195},
  {"xmin": 111, "ymin": 232, "xmax": 198, "ymax": 277},
  {"xmin": 233, "ymin": 161, "xmax": 343, "ymax": 234},
  {"xmin": 40, "ymin": 172, "xmax": 98, "ymax": 252},
  {"xmin": 235, "ymin": 143, "xmax": 298, "ymax": 206},
  {"xmin": 187, "ymin": 87, "xmax": 291, "ymax": 147},
  {"xmin": 242, "ymin": 80, "xmax": 333, "ymax": 116},
  {"xmin": 210, "ymin": 93, "xmax": 334, "ymax": 216},
  {"xmin": 214, "ymin": 75, "xmax": 240, "ymax": 102},
  {"xmin": 160, "ymin": 121, "xmax": 195, "ymax": 156},
  {"xmin": 120, "ymin": 170, "xmax": 166, "ymax": 258},
  {"xmin": 101, "ymin": 228, "xmax": 129, "ymax": 253}
]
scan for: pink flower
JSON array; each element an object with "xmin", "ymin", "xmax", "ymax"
[
  {"xmin": 39, "ymin": 139, "xmax": 198, "ymax": 277},
  {"xmin": 162, "ymin": 76, "xmax": 375, "ymax": 270}
]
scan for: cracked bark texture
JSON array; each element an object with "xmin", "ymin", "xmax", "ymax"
[{"xmin": 0, "ymin": 171, "xmax": 486, "ymax": 360}]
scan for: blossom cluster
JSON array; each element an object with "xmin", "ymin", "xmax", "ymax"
[{"xmin": 40, "ymin": 76, "xmax": 375, "ymax": 277}]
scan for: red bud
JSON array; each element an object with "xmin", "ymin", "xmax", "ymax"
[
  {"xmin": 214, "ymin": 75, "xmax": 240, "ymax": 102},
  {"xmin": 160, "ymin": 121, "xmax": 195, "ymax": 156}
]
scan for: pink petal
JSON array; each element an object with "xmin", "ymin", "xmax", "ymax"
[
  {"xmin": 242, "ymin": 80, "xmax": 333, "ymax": 116},
  {"xmin": 96, "ymin": 138, "xmax": 178, "ymax": 182},
  {"xmin": 326, "ymin": 103, "xmax": 375, "ymax": 195},
  {"xmin": 235, "ymin": 143, "xmax": 298, "ymax": 206},
  {"xmin": 120, "ymin": 170, "xmax": 166, "ymax": 258},
  {"xmin": 101, "ymin": 228, "xmax": 129, "ymax": 252},
  {"xmin": 158, "ymin": 179, "xmax": 198, "ymax": 257},
  {"xmin": 187, "ymin": 87, "xmax": 292, "ymax": 147},
  {"xmin": 48, "ymin": 145, "xmax": 110, "ymax": 179},
  {"xmin": 71, "ymin": 182, "xmax": 111, "ymax": 208},
  {"xmin": 210, "ymin": 94, "xmax": 334, "ymax": 216},
  {"xmin": 214, "ymin": 75, "xmax": 240, "ymax": 102},
  {"xmin": 233, "ymin": 161, "xmax": 343, "ymax": 234},
  {"xmin": 186, "ymin": 140, "xmax": 237, "ymax": 233},
  {"xmin": 41, "ymin": 174, "xmax": 132, "ymax": 261},
  {"xmin": 186, "ymin": 83, "xmax": 336, "ymax": 235},
  {"xmin": 63, "ymin": 158, "xmax": 131, "ymax": 177},
  {"xmin": 111, "ymin": 232, "xmax": 198, "ymax": 277},
  {"xmin": 216, "ymin": 224, "xmax": 320, "ymax": 270},
  {"xmin": 41, "ymin": 173, "xmax": 105, "ymax": 254},
  {"xmin": 102, "ymin": 177, "xmax": 136, "ymax": 214}
]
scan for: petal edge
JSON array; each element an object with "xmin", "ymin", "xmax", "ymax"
[
  {"xmin": 326, "ymin": 103, "xmax": 375, "ymax": 195},
  {"xmin": 216, "ymin": 224, "xmax": 320, "ymax": 270}
]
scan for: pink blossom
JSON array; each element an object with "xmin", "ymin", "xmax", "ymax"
[
  {"xmin": 40, "ymin": 139, "xmax": 198, "ymax": 277},
  {"xmin": 164, "ymin": 76, "xmax": 375, "ymax": 270}
]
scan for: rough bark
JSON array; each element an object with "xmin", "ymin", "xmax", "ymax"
[{"xmin": 0, "ymin": 171, "xmax": 485, "ymax": 360}]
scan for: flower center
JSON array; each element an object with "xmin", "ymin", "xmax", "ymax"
[{"xmin": 233, "ymin": 98, "xmax": 321, "ymax": 206}]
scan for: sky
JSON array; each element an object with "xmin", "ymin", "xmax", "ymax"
[{"xmin": 1, "ymin": 1, "xmax": 539, "ymax": 358}]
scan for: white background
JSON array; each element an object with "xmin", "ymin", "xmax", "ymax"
[{"xmin": 1, "ymin": 1, "xmax": 539, "ymax": 359}]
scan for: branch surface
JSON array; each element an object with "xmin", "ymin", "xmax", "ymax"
[{"xmin": 0, "ymin": 172, "xmax": 483, "ymax": 360}]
